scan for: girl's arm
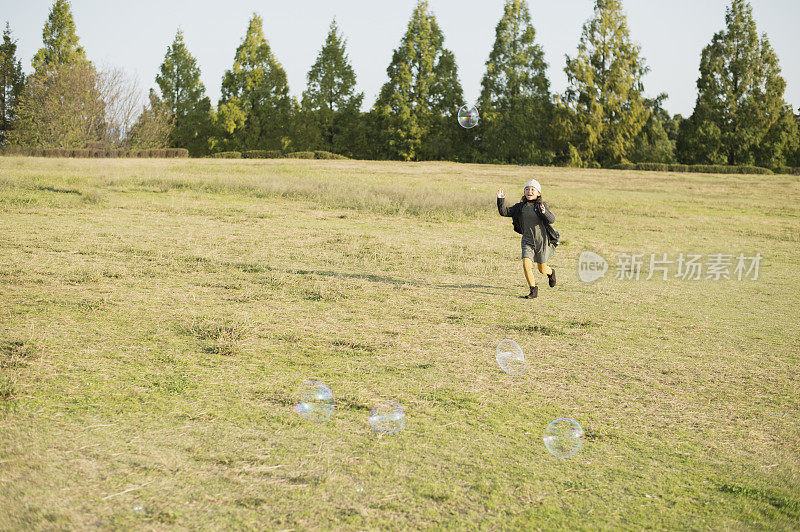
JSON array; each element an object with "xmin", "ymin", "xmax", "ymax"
[
  {"xmin": 497, "ymin": 188, "xmax": 513, "ymax": 217},
  {"xmin": 537, "ymin": 202, "xmax": 555, "ymax": 224}
]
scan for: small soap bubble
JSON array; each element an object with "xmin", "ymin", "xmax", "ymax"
[
  {"xmin": 369, "ymin": 401, "xmax": 405, "ymax": 434},
  {"xmin": 458, "ymin": 105, "xmax": 479, "ymax": 128},
  {"xmin": 295, "ymin": 380, "xmax": 335, "ymax": 422},
  {"xmin": 496, "ymin": 339, "xmax": 527, "ymax": 375},
  {"xmin": 543, "ymin": 418, "xmax": 584, "ymax": 458}
]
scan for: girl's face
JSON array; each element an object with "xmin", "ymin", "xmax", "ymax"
[{"xmin": 524, "ymin": 186, "xmax": 539, "ymax": 201}]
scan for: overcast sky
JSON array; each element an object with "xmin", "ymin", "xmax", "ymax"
[{"xmin": 3, "ymin": 0, "xmax": 799, "ymax": 116}]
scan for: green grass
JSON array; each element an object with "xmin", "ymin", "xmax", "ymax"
[{"xmin": 1, "ymin": 156, "xmax": 799, "ymax": 530}]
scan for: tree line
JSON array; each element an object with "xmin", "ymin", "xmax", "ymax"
[{"xmin": 1, "ymin": 0, "xmax": 798, "ymax": 169}]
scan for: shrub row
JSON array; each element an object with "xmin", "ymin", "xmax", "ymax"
[
  {"xmin": 772, "ymin": 166, "xmax": 800, "ymax": 175},
  {"xmin": 2, "ymin": 145, "xmax": 349, "ymax": 161},
  {"xmin": 0, "ymin": 146, "xmax": 189, "ymax": 158},
  {"xmin": 242, "ymin": 150, "xmax": 283, "ymax": 159},
  {"xmin": 611, "ymin": 162, "xmax": 773, "ymax": 175},
  {"xmin": 216, "ymin": 150, "xmax": 349, "ymax": 160},
  {"xmin": 312, "ymin": 150, "xmax": 348, "ymax": 160},
  {"xmin": 286, "ymin": 151, "xmax": 316, "ymax": 159}
]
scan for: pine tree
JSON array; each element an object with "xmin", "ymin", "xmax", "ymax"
[
  {"xmin": 127, "ymin": 89, "xmax": 173, "ymax": 149},
  {"xmin": 10, "ymin": 61, "xmax": 105, "ymax": 148},
  {"xmin": 563, "ymin": 0, "xmax": 650, "ymax": 167},
  {"xmin": 677, "ymin": 0, "xmax": 797, "ymax": 167},
  {"xmin": 374, "ymin": 1, "xmax": 464, "ymax": 161},
  {"xmin": 479, "ymin": 0, "xmax": 552, "ymax": 164},
  {"xmin": 217, "ymin": 14, "xmax": 293, "ymax": 152},
  {"xmin": 791, "ymin": 113, "xmax": 800, "ymax": 167},
  {"xmin": 0, "ymin": 23, "xmax": 26, "ymax": 145},
  {"xmin": 628, "ymin": 95, "xmax": 675, "ymax": 163},
  {"xmin": 31, "ymin": 0, "xmax": 88, "ymax": 75},
  {"xmin": 156, "ymin": 30, "xmax": 213, "ymax": 156},
  {"xmin": 298, "ymin": 19, "xmax": 363, "ymax": 155}
]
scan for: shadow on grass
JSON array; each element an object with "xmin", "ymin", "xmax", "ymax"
[
  {"xmin": 714, "ymin": 480, "xmax": 800, "ymax": 517},
  {"xmin": 284, "ymin": 268, "xmax": 508, "ymax": 296}
]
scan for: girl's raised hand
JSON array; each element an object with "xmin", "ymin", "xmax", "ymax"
[{"xmin": 497, "ymin": 188, "xmax": 505, "ymax": 199}]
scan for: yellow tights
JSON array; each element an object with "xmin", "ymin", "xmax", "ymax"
[{"xmin": 522, "ymin": 258, "xmax": 552, "ymax": 287}]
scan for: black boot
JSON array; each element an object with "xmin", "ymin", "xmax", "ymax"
[
  {"xmin": 526, "ymin": 285, "xmax": 538, "ymax": 299},
  {"xmin": 548, "ymin": 268, "xmax": 557, "ymax": 287}
]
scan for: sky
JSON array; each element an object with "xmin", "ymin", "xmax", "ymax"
[{"xmin": 2, "ymin": 0, "xmax": 799, "ymax": 117}]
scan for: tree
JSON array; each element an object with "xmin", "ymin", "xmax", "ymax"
[
  {"xmin": 217, "ymin": 14, "xmax": 293, "ymax": 152},
  {"xmin": 791, "ymin": 113, "xmax": 800, "ymax": 167},
  {"xmin": 628, "ymin": 95, "xmax": 675, "ymax": 163},
  {"xmin": 374, "ymin": 1, "xmax": 464, "ymax": 161},
  {"xmin": 127, "ymin": 89, "xmax": 173, "ymax": 149},
  {"xmin": 0, "ymin": 23, "xmax": 26, "ymax": 146},
  {"xmin": 10, "ymin": 1, "xmax": 109, "ymax": 149},
  {"xmin": 298, "ymin": 19, "xmax": 363, "ymax": 155},
  {"xmin": 562, "ymin": 0, "xmax": 650, "ymax": 167},
  {"xmin": 100, "ymin": 67, "xmax": 145, "ymax": 147},
  {"xmin": 9, "ymin": 62, "xmax": 105, "ymax": 148},
  {"xmin": 156, "ymin": 30, "xmax": 212, "ymax": 156},
  {"xmin": 479, "ymin": 0, "xmax": 552, "ymax": 164},
  {"xmin": 678, "ymin": 0, "xmax": 797, "ymax": 167},
  {"xmin": 31, "ymin": 0, "xmax": 88, "ymax": 76}
]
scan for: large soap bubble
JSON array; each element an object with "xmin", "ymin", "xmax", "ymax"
[
  {"xmin": 295, "ymin": 380, "xmax": 335, "ymax": 422},
  {"xmin": 368, "ymin": 401, "xmax": 405, "ymax": 434},
  {"xmin": 457, "ymin": 105, "xmax": 479, "ymax": 129},
  {"xmin": 543, "ymin": 418, "xmax": 584, "ymax": 458},
  {"xmin": 496, "ymin": 339, "xmax": 527, "ymax": 375}
]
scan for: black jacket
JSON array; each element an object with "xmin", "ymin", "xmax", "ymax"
[{"xmin": 497, "ymin": 197, "xmax": 560, "ymax": 246}]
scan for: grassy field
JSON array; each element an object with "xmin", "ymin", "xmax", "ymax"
[{"xmin": 1, "ymin": 156, "xmax": 798, "ymax": 530}]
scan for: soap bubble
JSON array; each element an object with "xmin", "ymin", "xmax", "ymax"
[
  {"xmin": 295, "ymin": 380, "xmax": 335, "ymax": 422},
  {"xmin": 543, "ymin": 418, "xmax": 584, "ymax": 458},
  {"xmin": 369, "ymin": 401, "xmax": 405, "ymax": 434},
  {"xmin": 496, "ymin": 339, "xmax": 527, "ymax": 375},
  {"xmin": 458, "ymin": 105, "xmax": 479, "ymax": 129}
]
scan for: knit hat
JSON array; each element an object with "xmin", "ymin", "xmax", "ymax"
[{"xmin": 523, "ymin": 179, "xmax": 541, "ymax": 194}]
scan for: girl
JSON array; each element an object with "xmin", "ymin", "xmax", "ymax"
[{"xmin": 497, "ymin": 179, "xmax": 558, "ymax": 299}]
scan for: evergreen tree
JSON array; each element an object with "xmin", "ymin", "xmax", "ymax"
[
  {"xmin": 678, "ymin": 0, "xmax": 797, "ymax": 167},
  {"xmin": 0, "ymin": 23, "xmax": 26, "ymax": 145},
  {"xmin": 12, "ymin": 2, "xmax": 106, "ymax": 149},
  {"xmin": 31, "ymin": 0, "xmax": 88, "ymax": 75},
  {"xmin": 563, "ymin": 0, "xmax": 650, "ymax": 167},
  {"xmin": 10, "ymin": 61, "xmax": 105, "ymax": 148},
  {"xmin": 374, "ymin": 1, "xmax": 464, "ymax": 161},
  {"xmin": 791, "ymin": 113, "xmax": 800, "ymax": 167},
  {"xmin": 156, "ymin": 30, "xmax": 212, "ymax": 156},
  {"xmin": 663, "ymin": 114, "xmax": 683, "ymax": 144},
  {"xmin": 127, "ymin": 89, "xmax": 173, "ymax": 149},
  {"xmin": 479, "ymin": 0, "xmax": 552, "ymax": 164},
  {"xmin": 217, "ymin": 14, "xmax": 293, "ymax": 152},
  {"xmin": 628, "ymin": 95, "xmax": 675, "ymax": 163},
  {"xmin": 298, "ymin": 19, "xmax": 363, "ymax": 155}
]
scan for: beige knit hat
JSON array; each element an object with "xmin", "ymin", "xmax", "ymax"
[{"xmin": 523, "ymin": 179, "xmax": 541, "ymax": 194}]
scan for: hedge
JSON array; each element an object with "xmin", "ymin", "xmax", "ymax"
[
  {"xmin": 0, "ymin": 146, "xmax": 189, "ymax": 158},
  {"xmin": 772, "ymin": 166, "xmax": 800, "ymax": 175},
  {"xmin": 313, "ymin": 150, "xmax": 348, "ymax": 160},
  {"xmin": 242, "ymin": 150, "xmax": 284, "ymax": 159},
  {"xmin": 237, "ymin": 150, "xmax": 349, "ymax": 160},
  {"xmin": 610, "ymin": 162, "xmax": 773, "ymax": 175},
  {"xmin": 284, "ymin": 151, "xmax": 316, "ymax": 159},
  {"xmin": 211, "ymin": 151, "xmax": 242, "ymax": 159}
]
